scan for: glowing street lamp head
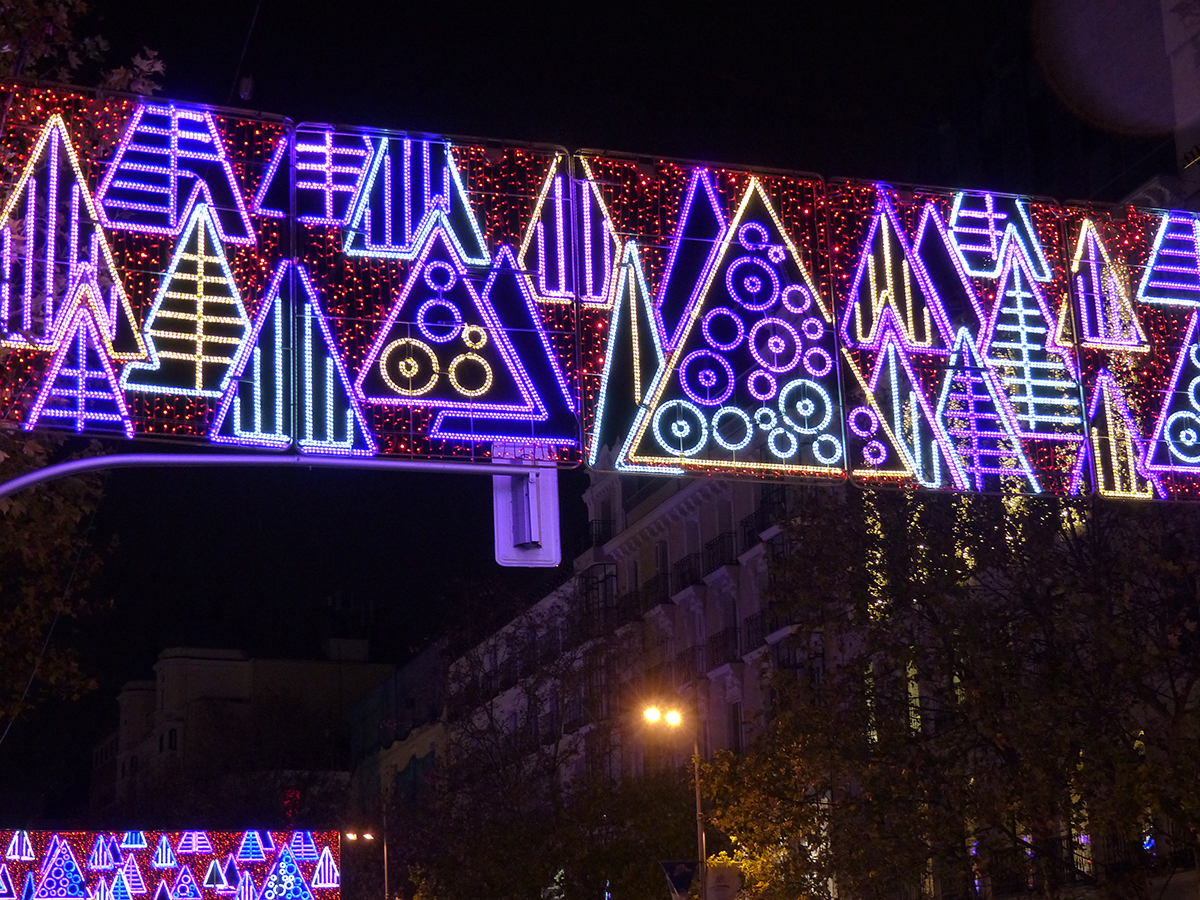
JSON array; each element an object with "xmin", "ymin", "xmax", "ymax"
[
  {"xmin": 665, "ymin": 710, "xmax": 682, "ymax": 727},
  {"xmin": 345, "ymin": 833, "xmax": 357, "ymax": 840},
  {"xmin": 644, "ymin": 706, "xmax": 661, "ymax": 723},
  {"xmin": 362, "ymin": 833, "xmax": 375, "ymax": 841}
]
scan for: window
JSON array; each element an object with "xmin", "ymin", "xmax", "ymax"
[{"xmin": 727, "ymin": 702, "xmax": 744, "ymax": 754}]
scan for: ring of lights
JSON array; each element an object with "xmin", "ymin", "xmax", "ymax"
[
  {"xmin": 1166, "ymin": 410, "xmax": 1200, "ymax": 463},
  {"xmin": 711, "ymin": 406, "xmax": 754, "ymax": 451},
  {"xmin": 803, "ymin": 346, "xmax": 833, "ymax": 377},
  {"xmin": 863, "ymin": 439, "xmax": 888, "ymax": 466},
  {"xmin": 416, "ymin": 298, "xmax": 463, "ymax": 343},
  {"xmin": 847, "ymin": 405, "xmax": 880, "ymax": 439},
  {"xmin": 725, "ymin": 256, "xmax": 780, "ymax": 311},
  {"xmin": 754, "ymin": 407, "xmax": 777, "ymax": 431},
  {"xmin": 778, "ymin": 378, "xmax": 832, "ymax": 435},
  {"xmin": 747, "ymin": 369, "xmax": 777, "ymax": 402},
  {"xmin": 701, "ymin": 307, "xmax": 745, "ymax": 351},
  {"xmin": 448, "ymin": 352, "xmax": 494, "ymax": 398},
  {"xmin": 423, "ymin": 260, "xmax": 457, "ymax": 291},
  {"xmin": 738, "ymin": 222, "xmax": 769, "ymax": 251},
  {"xmin": 812, "ymin": 433, "xmax": 843, "ymax": 465},
  {"xmin": 462, "ymin": 324, "xmax": 488, "ymax": 349},
  {"xmin": 380, "ymin": 338, "xmax": 439, "ymax": 395},
  {"xmin": 680, "ymin": 350, "xmax": 735, "ymax": 406},
  {"xmin": 767, "ymin": 426, "xmax": 798, "ymax": 459},
  {"xmin": 781, "ymin": 284, "xmax": 812, "ymax": 315},
  {"xmin": 653, "ymin": 399, "xmax": 709, "ymax": 457},
  {"xmin": 748, "ymin": 318, "xmax": 802, "ymax": 373}
]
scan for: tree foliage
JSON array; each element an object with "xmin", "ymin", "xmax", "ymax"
[{"xmin": 705, "ymin": 488, "xmax": 1200, "ymax": 900}]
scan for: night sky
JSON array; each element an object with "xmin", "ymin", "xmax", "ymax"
[{"xmin": 0, "ymin": 0, "xmax": 1176, "ymax": 819}]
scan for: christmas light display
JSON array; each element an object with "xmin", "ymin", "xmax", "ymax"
[
  {"xmin": 948, "ymin": 190, "xmax": 1051, "ymax": 282},
  {"xmin": 252, "ymin": 129, "xmax": 372, "ymax": 225},
  {"xmin": 1137, "ymin": 211, "xmax": 1200, "ymax": 308},
  {"xmin": 0, "ymin": 833, "xmax": 337, "ymax": 900},
  {"xmin": 654, "ymin": 168, "xmax": 726, "ymax": 351}
]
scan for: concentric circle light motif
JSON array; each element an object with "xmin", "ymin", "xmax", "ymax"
[
  {"xmin": 423, "ymin": 260, "xmax": 457, "ymax": 291},
  {"xmin": 863, "ymin": 439, "xmax": 888, "ymax": 466},
  {"xmin": 781, "ymin": 284, "xmax": 812, "ymax": 315},
  {"xmin": 803, "ymin": 346, "xmax": 833, "ymax": 377},
  {"xmin": 748, "ymin": 318, "xmax": 802, "ymax": 373},
  {"xmin": 680, "ymin": 350, "xmax": 735, "ymax": 406},
  {"xmin": 778, "ymin": 378, "xmax": 833, "ymax": 435},
  {"xmin": 812, "ymin": 433, "xmax": 843, "ymax": 465},
  {"xmin": 847, "ymin": 405, "xmax": 880, "ymax": 439},
  {"xmin": 653, "ymin": 400, "xmax": 709, "ymax": 457},
  {"xmin": 747, "ymin": 369, "xmax": 777, "ymax": 402},
  {"xmin": 1166, "ymin": 410, "xmax": 1200, "ymax": 463},
  {"xmin": 380, "ymin": 337, "xmax": 439, "ymax": 396},
  {"xmin": 767, "ymin": 427, "xmax": 798, "ymax": 459},
  {"xmin": 712, "ymin": 406, "xmax": 754, "ymax": 451},
  {"xmin": 448, "ymin": 352, "xmax": 494, "ymax": 397},
  {"xmin": 416, "ymin": 298, "xmax": 463, "ymax": 343},
  {"xmin": 725, "ymin": 256, "xmax": 780, "ymax": 311},
  {"xmin": 702, "ymin": 307, "xmax": 745, "ymax": 351}
]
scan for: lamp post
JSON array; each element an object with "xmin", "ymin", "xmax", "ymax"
[
  {"xmin": 345, "ymin": 825, "xmax": 388, "ymax": 900},
  {"xmin": 644, "ymin": 705, "xmax": 706, "ymax": 900}
]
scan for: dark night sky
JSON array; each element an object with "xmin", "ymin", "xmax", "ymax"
[{"xmin": 0, "ymin": 0, "xmax": 1177, "ymax": 818}]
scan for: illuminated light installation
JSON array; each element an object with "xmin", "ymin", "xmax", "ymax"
[
  {"xmin": 86, "ymin": 841, "xmax": 114, "ymax": 874},
  {"xmin": 32, "ymin": 839, "xmax": 86, "ymax": 899},
  {"xmin": 948, "ymin": 190, "xmax": 1051, "ymax": 281},
  {"xmin": 253, "ymin": 129, "xmax": 372, "ymax": 225},
  {"xmin": 259, "ymin": 836, "xmax": 274, "ymax": 854},
  {"xmin": 1069, "ymin": 219, "xmax": 1148, "ymax": 351},
  {"xmin": 980, "ymin": 244, "xmax": 1084, "ymax": 439},
  {"xmin": 119, "ymin": 860, "xmax": 144, "ymax": 896},
  {"xmin": 149, "ymin": 841, "xmax": 174, "ymax": 872},
  {"xmin": 169, "ymin": 867, "xmax": 200, "ymax": 900},
  {"xmin": 233, "ymin": 836, "xmax": 263, "ymax": 867},
  {"xmin": 1076, "ymin": 370, "xmax": 1163, "ymax": 498},
  {"xmin": 234, "ymin": 876, "xmax": 254, "ymax": 900},
  {"xmin": 356, "ymin": 224, "xmax": 542, "ymax": 425},
  {"xmin": 95, "ymin": 102, "xmax": 255, "ymax": 245},
  {"xmin": 573, "ymin": 158, "xmax": 619, "ymax": 306},
  {"xmin": 343, "ymin": 136, "xmax": 489, "ymax": 265},
  {"xmin": 840, "ymin": 192, "xmax": 955, "ymax": 353},
  {"xmin": 619, "ymin": 178, "xmax": 844, "ymax": 477},
  {"xmin": 0, "ymin": 865, "xmax": 16, "ymax": 900},
  {"xmin": 937, "ymin": 328, "xmax": 1040, "ymax": 493},
  {"xmin": 0, "ymin": 115, "xmax": 144, "ymax": 358},
  {"xmin": 6, "ymin": 835, "xmax": 33, "ymax": 863},
  {"xmin": 172, "ymin": 837, "xmax": 210, "ymax": 859},
  {"xmin": 517, "ymin": 154, "xmax": 574, "ymax": 304},
  {"xmin": 201, "ymin": 863, "xmax": 227, "ymax": 892},
  {"xmin": 1137, "ymin": 211, "xmax": 1200, "ymax": 307},
  {"xmin": 286, "ymin": 836, "xmax": 316, "ymax": 866},
  {"xmin": 1144, "ymin": 312, "xmax": 1200, "ymax": 475},
  {"xmin": 108, "ymin": 873, "xmax": 131, "ymax": 900},
  {"xmin": 654, "ymin": 168, "xmax": 726, "ymax": 349},
  {"xmin": 118, "ymin": 838, "xmax": 143, "ymax": 854},
  {"xmin": 23, "ymin": 300, "xmax": 133, "ymax": 438},
  {"xmin": 309, "ymin": 851, "xmax": 337, "ymax": 892},
  {"xmin": 149, "ymin": 883, "xmax": 168, "ymax": 900},
  {"xmin": 588, "ymin": 241, "xmax": 664, "ymax": 465},
  {"xmin": 433, "ymin": 246, "xmax": 577, "ymax": 445},
  {"xmin": 120, "ymin": 203, "xmax": 251, "ymax": 397},
  {"xmin": 257, "ymin": 848, "xmax": 312, "ymax": 900},
  {"xmin": 22, "ymin": 874, "xmax": 34, "ymax": 900}
]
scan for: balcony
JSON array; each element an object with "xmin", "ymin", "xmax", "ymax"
[
  {"xmin": 673, "ymin": 645, "xmax": 706, "ymax": 683},
  {"xmin": 703, "ymin": 532, "xmax": 738, "ymax": 575},
  {"xmin": 613, "ymin": 589, "xmax": 641, "ymax": 627},
  {"xmin": 742, "ymin": 610, "xmax": 767, "ymax": 651},
  {"xmin": 638, "ymin": 573, "xmax": 672, "ymax": 612},
  {"xmin": 671, "ymin": 553, "xmax": 704, "ymax": 594},
  {"xmin": 706, "ymin": 627, "xmax": 741, "ymax": 670},
  {"xmin": 585, "ymin": 518, "xmax": 615, "ymax": 548},
  {"xmin": 740, "ymin": 485, "xmax": 791, "ymax": 551}
]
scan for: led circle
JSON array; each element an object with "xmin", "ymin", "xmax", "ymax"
[
  {"xmin": 778, "ymin": 378, "xmax": 833, "ymax": 435},
  {"xmin": 711, "ymin": 406, "xmax": 754, "ymax": 451},
  {"xmin": 754, "ymin": 407, "xmax": 777, "ymax": 431},
  {"xmin": 380, "ymin": 338, "xmax": 439, "ymax": 396},
  {"xmin": 747, "ymin": 369, "xmax": 777, "ymax": 402},
  {"xmin": 847, "ymin": 405, "xmax": 879, "ymax": 438},
  {"xmin": 1189, "ymin": 375, "xmax": 1200, "ymax": 410},
  {"xmin": 725, "ymin": 256, "xmax": 780, "ymax": 311},
  {"xmin": 803, "ymin": 346, "xmax": 833, "ymax": 377},
  {"xmin": 738, "ymin": 222, "xmax": 769, "ymax": 251},
  {"xmin": 781, "ymin": 284, "xmax": 812, "ymax": 314},
  {"xmin": 417, "ymin": 298, "xmax": 463, "ymax": 343},
  {"xmin": 1166, "ymin": 410, "xmax": 1200, "ymax": 463},
  {"xmin": 863, "ymin": 440, "xmax": 888, "ymax": 466},
  {"xmin": 801, "ymin": 316, "xmax": 825, "ymax": 341},
  {"xmin": 812, "ymin": 433, "xmax": 843, "ymax": 465},
  {"xmin": 767, "ymin": 427, "xmax": 798, "ymax": 459},
  {"xmin": 423, "ymin": 260, "xmax": 457, "ymax": 291},
  {"xmin": 653, "ymin": 400, "xmax": 709, "ymax": 457},
  {"xmin": 462, "ymin": 324, "xmax": 488, "ymax": 349},
  {"xmin": 701, "ymin": 307, "xmax": 745, "ymax": 351},
  {"xmin": 448, "ymin": 352, "xmax": 494, "ymax": 398},
  {"xmin": 767, "ymin": 245, "xmax": 786, "ymax": 263},
  {"xmin": 1191, "ymin": 342, "xmax": 1200, "ymax": 368},
  {"xmin": 680, "ymin": 350, "xmax": 735, "ymax": 406},
  {"xmin": 748, "ymin": 318, "xmax": 802, "ymax": 373}
]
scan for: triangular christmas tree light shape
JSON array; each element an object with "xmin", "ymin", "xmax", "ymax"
[
  {"xmin": 619, "ymin": 177, "xmax": 844, "ymax": 476},
  {"xmin": 23, "ymin": 303, "xmax": 133, "ymax": 437},
  {"xmin": 1144, "ymin": 312, "xmax": 1200, "ymax": 476},
  {"xmin": 259, "ymin": 835, "xmax": 274, "ymax": 854},
  {"xmin": 252, "ymin": 128, "xmax": 372, "ymax": 226},
  {"xmin": 87, "ymin": 837, "xmax": 114, "ymax": 872},
  {"xmin": 980, "ymin": 244, "xmax": 1084, "ymax": 440},
  {"xmin": 287, "ymin": 834, "xmax": 316, "ymax": 865},
  {"xmin": 574, "ymin": 158, "xmax": 619, "ymax": 306},
  {"xmin": 20, "ymin": 874, "xmax": 33, "ymax": 900},
  {"xmin": 90, "ymin": 878, "xmax": 107, "ymax": 900},
  {"xmin": 201, "ymin": 862, "xmax": 226, "ymax": 893},
  {"xmin": 937, "ymin": 328, "xmax": 1040, "ymax": 493},
  {"xmin": 117, "ymin": 836, "xmax": 145, "ymax": 853},
  {"xmin": 121, "ymin": 857, "xmax": 145, "ymax": 895},
  {"xmin": 948, "ymin": 190, "xmax": 1051, "ymax": 281},
  {"xmin": 95, "ymin": 102, "xmax": 254, "ymax": 244},
  {"xmin": 32, "ymin": 836, "xmax": 87, "ymax": 899},
  {"xmin": 256, "ymin": 848, "xmax": 311, "ymax": 900},
  {"xmin": 655, "ymin": 168, "xmax": 726, "ymax": 350},
  {"xmin": 1076, "ymin": 370, "xmax": 1163, "ymax": 498},
  {"xmin": 234, "ymin": 835, "xmax": 264, "ymax": 866},
  {"xmin": 912, "ymin": 200, "xmax": 988, "ymax": 335},
  {"xmin": 5, "ymin": 834, "xmax": 33, "ymax": 862},
  {"xmin": 39, "ymin": 839, "xmax": 59, "ymax": 878},
  {"xmin": 355, "ymin": 225, "xmax": 541, "ymax": 424},
  {"xmin": 840, "ymin": 191, "xmax": 954, "ymax": 354},
  {"xmin": 150, "ymin": 883, "xmax": 170, "ymax": 900},
  {"xmin": 217, "ymin": 861, "xmax": 238, "ymax": 895},
  {"xmin": 309, "ymin": 849, "xmax": 337, "ymax": 891},
  {"xmin": 433, "ymin": 245, "xmax": 577, "ymax": 445},
  {"xmin": 343, "ymin": 136, "xmax": 488, "ymax": 265},
  {"xmin": 588, "ymin": 241, "xmax": 664, "ymax": 465},
  {"xmin": 173, "ymin": 835, "xmax": 210, "ymax": 857},
  {"xmin": 121, "ymin": 203, "xmax": 251, "ymax": 397},
  {"xmin": 109, "ymin": 872, "xmax": 131, "ymax": 900},
  {"xmin": 106, "ymin": 839, "xmax": 121, "ymax": 867},
  {"xmin": 233, "ymin": 875, "xmax": 253, "ymax": 900},
  {"xmin": 1137, "ymin": 211, "xmax": 1200, "ymax": 308},
  {"xmin": 517, "ymin": 154, "xmax": 574, "ymax": 305},
  {"xmin": 0, "ymin": 115, "xmax": 143, "ymax": 358},
  {"xmin": 1069, "ymin": 219, "xmax": 1148, "ymax": 350},
  {"xmin": 0, "ymin": 864, "xmax": 16, "ymax": 900},
  {"xmin": 168, "ymin": 868, "xmax": 199, "ymax": 900},
  {"xmin": 209, "ymin": 260, "xmax": 292, "ymax": 449},
  {"xmin": 150, "ymin": 839, "xmax": 175, "ymax": 871}
]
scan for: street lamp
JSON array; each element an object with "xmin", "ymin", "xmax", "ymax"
[
  {"xmin": 644, "ymin": 706, "xmax": 705, "ymax": 900},
  {"xmin": 345, "ymin": 827, "xmax": 387, "ymax": 900}
]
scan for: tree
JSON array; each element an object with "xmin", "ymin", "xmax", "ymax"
[{"xmin": 705, "ymin": 487, "xmax": 1200, "ymax": 900}]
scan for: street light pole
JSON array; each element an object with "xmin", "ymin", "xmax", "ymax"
[{"xmin": 693, "ymin": 736, "xmax": 706, "ymax": 900}]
